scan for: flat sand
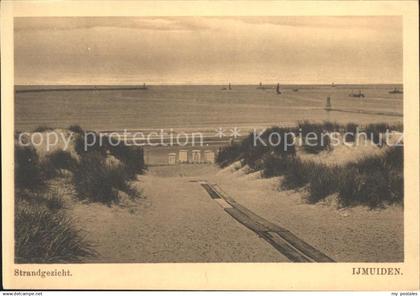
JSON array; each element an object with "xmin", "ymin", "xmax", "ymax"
[
  {"xmin": 69, "ymin": 165, "xmax": 288, "ymax": 262},
  {"xmin": 67, "ymin": 163, "xmax": 403, "ymax": 262},
  {"xmin": 211, "ymin": 166, "xmax": 404, "ymax": 262}
]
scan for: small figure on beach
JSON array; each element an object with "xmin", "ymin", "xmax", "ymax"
[
  {"xmin": 325, "ymin": 96, "xmax": 332, "ymax": 110},
  {"xmin": 276, "ymin": 83, "xmax": 281, "ymax": 94}
]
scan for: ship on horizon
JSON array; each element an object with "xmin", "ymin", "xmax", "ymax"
[
  {"xmin": 389, "ymin": 87, "xmax": 403, "ymax": 94},
  {"xmin": 256, "ymin": 82, "xmax": 272, "ymax": 90}
]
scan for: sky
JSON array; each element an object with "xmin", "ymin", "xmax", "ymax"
[{"xmin": 14, "ymin": 16, "xmax": 402, "ymax": 85}]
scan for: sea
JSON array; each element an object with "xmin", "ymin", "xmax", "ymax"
[{"xmin": 15, "ymin": 84, "xmax": 403, "ymax": 132}]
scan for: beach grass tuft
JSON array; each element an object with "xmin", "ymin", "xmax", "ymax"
[
  {"xmin": 216, "ymin": 142, "xmax": 243, "ymax": 168},
  {"xmin": 15, "ymin": 202, "xmax": 94, "ymax": 263},
  {"xmin": 32, "ymin": 126, "xmax": 54, "ymax": 133},
  {"xmin": 281, "ymin": 158, "xmax": 317, "ymax": 190},
  {"xmin": 298, "ymin": 121, "xmax": 331, "ymax": 154},
  {"xmin": 68, "ymin": 124, "xmax": 84, "ymax": 134},
  {"xmin": 42, "ymin": 150, "xmax": 78, "ymax": 178},
  {"xmin": 307, "ymin": 164, "xmax": 340, "ymax": 203},
  {"xmin": 15, "ymin": 145, "xmax": 45, "ymax": 190},
  {"xmin": 107, "ymin": 141, "xmax": 146, "ymax": 179},
  {"xmin": 73, "ymin": 151, "xmax": 121, "ymax": 204}
]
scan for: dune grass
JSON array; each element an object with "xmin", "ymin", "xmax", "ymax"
[
  {"xmin": 298, "ymin": 121, "xmax": 331, "ymax": 154},
  {"xmin": 216, "ymin": 142, "xmax": 243, "ymax": 168},
  {"xmin": 216, "ymin": 122, "xmax": 402, "ymax": 166},
  {"xmin": 272, "ymin": 147, "xmax": 403, "ymax": 208},
  {"xmin": 240, "ymin": 132, "xmax": 270, "ymax": 170},
  {"xmin": 307, "ymin": 164, "xmax": 341, "ymax": 203},
  {"xmin": 68, "ymin": 124, "xmax": 84, "ymax": 134},
  {"xmin": 337, "ymin": 146, "xmax": 403, "ymax": 208},
  {"xmin": 47, "ymin": 150, "xmax": 78, "ymax": 170},
  {"xmin": 32, "ymin": 126, "xmax": 54, "ymax": 133},
  {"xmin": 107, "ymin": 142, "xmax": 145, "ymax": 179},
  {"xmin": 14, "ymin": 125, "xmax": 147, "ymax": 262},
  {"xmin": 262, "ymin": 154, "xmax": 292, "ymax": 178},
  {"xmin": 14, "ymin": 151, "xmax": 92, "ymax": 263},
  {"xmin": 281, "ymin": 158, "xmax": 318, "ymax": 190},
  {"xmin": 216, "ymin": 122, "xmax": 403, "ymax": 208},
  {"xmin": 365, "ymin": 123, "xmax": 389, "ymax": 146},
  {"xmin": 66, "ymin": 127, "xmax": 146, "ymax": 203},
  {"xmin": 74, "ymin": 151, "xmax": 124, "ymax": 204},
  {"xmin": 322, "ymin": 121, "xmax": 341, "ymax": 132},
  {"xmin": 344, "ymin": 122, "xmax": 358, "ymax": 142},
  {"xmin": 18, "ymin": 188, "xmax": 65, "ymax": 212},
  {"xmin": 73, "ymin": 129, "xmax": 146, "ymax": 176},
  {"xmin": 217, "ymin": 126, "xmax": 296, "ymax": 169},
  {"xmin": 74, "ymin": 130, "xmax": 107, "ymax": 156},
  {"xmin": 15, "ymin": 145, "xmax": 45, "ymax": 190},
  {"xmin": 15, "ymin": 201, "xmax": 94, "ymax": 263},
  {"xmin": 42, "ymin": 150, "xmax": 78, "ymax": 178}
]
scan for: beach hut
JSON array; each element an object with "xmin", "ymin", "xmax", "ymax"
[
  {"xmin": 178, "ymin": 150, "xmax": 188, "ymax": 163},
  {"xmin": 204, "ymin": 150, "xmax": 215, "ymax": 164},
  {"xmin": 191, "ymin": 150, "xmax": 201, "ymax": 163},
  {"xmin": 168, "ymin": 153, "xmax": 176, "ymax": 165}
]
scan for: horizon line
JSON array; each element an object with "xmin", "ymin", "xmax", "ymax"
[{"xmin": 15, "ymin": 82, "xmax": 403, "ymax": 86}]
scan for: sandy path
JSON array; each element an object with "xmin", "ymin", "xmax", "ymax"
[
  {"xmin": 210, "ymin": 169, "xmax": 404, "ymax": 262},
  {"xmin": 71, "ymin": 165, "xmax": 288, "ymax": 262},
  {"xmin": 70, "ymin": 164, "xmax": 402, "ymax": 262}
]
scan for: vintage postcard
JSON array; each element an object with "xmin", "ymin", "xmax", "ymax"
[{"xmin": 1, "ymin": 0, "xmax": 419, "ymax": 291}]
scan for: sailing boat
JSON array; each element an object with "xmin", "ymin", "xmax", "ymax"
[
  {"xmin": 276, "ymin": 83, "xmax": 281, "ymax": 94},
  {"xmin": 221, "ymin": 82, "xmax": 232, "ymax": 90},
  {"xmin": 139, "ymin": 83, "xmax": 148, "ymax": 90}
]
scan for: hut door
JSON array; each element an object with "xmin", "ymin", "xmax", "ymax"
[{"xmin": 192, "ymin": 150, "xmax": 201, "ymax": 163}]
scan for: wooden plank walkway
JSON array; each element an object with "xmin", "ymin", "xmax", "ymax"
[{"xmin": 200, "ymin": 182, "xmax": 335, "ymax": 263}]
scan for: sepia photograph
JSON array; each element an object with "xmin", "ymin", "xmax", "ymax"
[{"xmin": 2, "ymin": 0, "xmax": 419, "ymax": 291}]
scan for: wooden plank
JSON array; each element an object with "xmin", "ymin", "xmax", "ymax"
[
  {"xmin": 273, "ymin": 230, "xmax": 335, "ymax": 263},
  {"xmin": 209, "ymin": 183, "xmax": 335, "ymax": 262},
  {"xmin": 224, "ymin": 207, "xmax": 268, "ymax": 233},
  {"xmin": 200, "ymin": 183, "xmax": 221, "ymax": 199},
  {"xmin": 225, "ymin": 200, "xmax": 334, "ymax": 262},
  {"xmin": 261, "ymin": 232, "xmax": 311, "ymax": 262},
  {"xmin": 214, "ymin": 198, "xmax": 233, "ymax": 209}
]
